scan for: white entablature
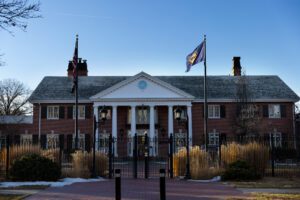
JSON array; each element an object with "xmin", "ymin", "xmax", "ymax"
[{"xmin": 90, "ymin": 72, "xmax": 194, "ymax": 101}]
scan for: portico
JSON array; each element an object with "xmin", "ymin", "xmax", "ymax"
[{"xmin": 90, "ymin": 72, "xmax": 194, "ymax": 157}]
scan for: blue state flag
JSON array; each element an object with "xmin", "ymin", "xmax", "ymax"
[{"xmin": 186, "ymin": 40, "xmax": 205, "ymax": 72}]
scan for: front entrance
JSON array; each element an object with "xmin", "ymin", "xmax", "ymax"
[
  {"xmin": 111, "ymin": 130, "xmax": 170, "ymax": 179},
  {"xmin": 137, "ymin": 130, "xmax": 148, "ymax": 159}
]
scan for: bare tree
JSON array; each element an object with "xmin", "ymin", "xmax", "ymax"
[
  {"xmin": 0, "ymin": 0, "xmax": 41, "ymax": 66},
  {"xmin": 0, "ymin": 79, "xmax": 32, "ymax": 115},
  {"xmin": 234, "ymin": 74, "xmax": 261, "ymax": 139},
  {"xmin": 0, "ymin": 0, "xmax": 41, "ymax": 33}
]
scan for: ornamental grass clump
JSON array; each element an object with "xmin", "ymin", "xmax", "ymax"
[
  {"xmin": 221, "ymin": 141, "xmax": 269, "ymax": 176},
  {"xmin": 173, "ymin": 146, "xmax": 222, "ymax": 179},
  {"xmin": 62, "ymin": 150, "xmax": 108, "ymax": 178}
]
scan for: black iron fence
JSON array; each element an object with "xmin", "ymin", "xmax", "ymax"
[{"xmin": 0, "ymin": 133, "xmax": 299, "ymax": 180}]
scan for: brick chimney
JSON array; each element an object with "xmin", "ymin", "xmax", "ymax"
[
  {"xmin": 67, "ymin": 58, "xmax": 88, "ymax": 77},
  {"xmin": 232, "ymin": 56, "xmax": 242, "ymax": 76}
]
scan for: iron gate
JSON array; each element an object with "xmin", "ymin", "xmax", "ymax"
[{"xmin": 108, "ymin": 133, "xmax": 172, "ymax": 179}]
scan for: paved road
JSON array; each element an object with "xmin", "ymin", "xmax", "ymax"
[{"xmin": 25, "ymin": 178, "xmax": 248, "ymax": 200}]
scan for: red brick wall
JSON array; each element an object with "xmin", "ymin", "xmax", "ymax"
[
  {"xmin": 0, "ymin": 123, "xmax": 33, "ymax": 135},
  {"xmin": 32, "ymin": 103, "xmax": 93, "ymax": 136},
  {"xmin": 191, "ymin": 102, "xmax": 295, "ymax": 146},
  {"xmin": 1, "ymin": 102, "xmax": 296, "ymax": 151}
]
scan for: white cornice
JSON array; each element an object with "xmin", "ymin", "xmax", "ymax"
[
  {"xmin": 192, "ymin": 98, "xmax": 298, "ymax": 103},
  {"xmin": 30, "ymin": 100, "xmax": 92, "ymax": 104}
]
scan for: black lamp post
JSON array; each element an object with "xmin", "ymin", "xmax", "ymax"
[
  {"xmin": 92, "ymin": 106, "xmax": 108, "ymax": 178},
  {"xmin": 174, "ymin": 107, "xmax": 191, "ymax": 179}
]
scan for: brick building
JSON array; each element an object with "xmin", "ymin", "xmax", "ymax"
[{"xmin": 1, "ymin": 57, "xmax": 299, "ymax": 156}]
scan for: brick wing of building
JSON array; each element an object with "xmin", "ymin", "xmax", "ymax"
[{"xmin": 2, "ymin": 57, "xmax": 299, "ymax": 156}]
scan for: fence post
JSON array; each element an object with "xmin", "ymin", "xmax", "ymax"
[
  {"xmin": 133, "ymin": 133, "xmax": 138, "ymax": 179},
  {"xmin": 59, "ymin": 145, "xmax": 63, "ymax": 169},
  {"xmin": 109, "ymin": 134, "xmax": 113, "ymax": 179},
  {"xmin": 271, "ymin": 133, "xmax": 275, "ymax": 177},
  {"xmin": 6, "ymin": 135, "xmax": 10, "ymax": 179},
  {"xmin": 169, "ymin": 133, "xmax": 173, "ymax": 178},
  {"xmin": 160, "ymin": 168, "xmax": 166, "ymax": 200},
  {"xmin": 218, "ymin": 137, "xmax": 222, "ymax": 167},
  {"xmin": 115, "ymin": 169, "xmax": 121, "ymax": 200},
  {"xmin": 144, "ymin": 133, "xmax": 149, "ymax": 179}
]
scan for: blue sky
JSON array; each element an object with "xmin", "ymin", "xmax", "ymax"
[{"xmin": 0, "ymin": 0, "xmax": 300, "ymax": 98}]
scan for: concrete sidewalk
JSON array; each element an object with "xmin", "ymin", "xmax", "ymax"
[{"xmin": 25, "ymin": 178, "xmax": 248, "ymax": 200}]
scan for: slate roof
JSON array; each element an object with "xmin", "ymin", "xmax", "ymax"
[
  {"xmin": 29, "ymin": 75, "xmax": 299, "ymax": 102},
  {"xmin": 0, "ymin": 115, "xmax": 33, "ymax": 124}
]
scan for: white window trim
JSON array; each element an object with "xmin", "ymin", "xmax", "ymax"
[
  {"xmin": 269, "ymin": 132, "xmax": 282, "ymax": 148},
  {"xmin": 268, "ymin": 104, "xmax": 281, "ymax": 119},
  {"xmin": 73, "ymin": 105, "xmax": 86, "ymax": 120},
  {"xmin": 208, "ymin": 105, "xmax": 220, "ymax": 119},
  {"xmin": 20, "ymin": 134, "xmax": 33, "ymax": 145},
  {"xmin": 72, "ymin": 132, "xmax": 86, "ymax": 150},
  {"xmin": 208, "ymin": 130, "xmax": 220, "ymax": 146},
  {"xmin": 47, "ymin": 106, "xmax": 59, "ymax": 120},
  {"xmin": 46, "ymin": 133, "xmax": 59, "ymax": 149},
  {"xmin": 127, "ymin": 107, "xmax": 158, "ymax": 124}
]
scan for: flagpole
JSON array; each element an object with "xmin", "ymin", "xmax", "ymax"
[
  {"xmin": 75, "ymin": 35, "xmax": 79, "ymax": 150},
  {"xmin": 203, "ymin": 34, "xmax": 208, "ymax": 151}
]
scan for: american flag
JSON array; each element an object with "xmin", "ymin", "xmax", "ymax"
[{"xmin": 71, "ymin": 35, "xmax": 78, "ymax": 93}]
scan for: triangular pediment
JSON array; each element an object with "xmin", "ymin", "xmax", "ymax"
[{"xmin": 90, "ymin": 72, "xmax": 194, "ymax": 101}]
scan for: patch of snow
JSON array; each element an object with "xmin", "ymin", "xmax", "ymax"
[
  {"xmin": 0, "ymin": 177, "xmax": 105, "ymax": 188},
  {"xmin": 189, "ymin": 176, "xmax": 221, "ymax": 183}
]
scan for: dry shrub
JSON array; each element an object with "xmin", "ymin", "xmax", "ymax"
[
  {"xmin": 221, "ymin": 142, "xmax": 269, "ymax": 175},
  {"xmin": 70, "ymin": 151, "xmax": 91, "ymax": 178},
  {"xmin": 174, "ymin": 146, "xmax": 223, "ymax": 179},
  {"xmin": 41, "ymin": 148, "xmax": 60, "ymax": 163},
  {"xmin": 173, "ymin": 147, "xmax": 186, "ymax": 177},
  {"xmin": 64, "ymin": 150, "xmax": 108, "ymax": 178}
]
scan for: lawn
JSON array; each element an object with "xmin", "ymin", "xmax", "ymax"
[
  {"xmin": 253, "ymin": 193, "xmax": 300, "ymax": 200},
  {"xmin": 228, "ymin": 193, "xmax": 300, "ymax": 200},
  {"xmin": 224, "ymin": 177, "xmax": 300, "ymax": 188},
  {"xmin": 0, "ymin": 195, "xmax": 25, "ymax": 200}
]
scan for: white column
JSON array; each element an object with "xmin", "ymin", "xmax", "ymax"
[
  {"xmin": 112, "ymin": 105, "xmax": 118, "ymax": 156},
  {"xmin": 149, "ymin": 105, "xmax": 155, "ymax": 156},
  {"xmin": 93, "ymin": 106, "xmax": 99, "ymax": 151},
  {"xmin": 187, "ymin": 105, "xmax": 193, "ymax": 146},
  {"xmin": 130, "ymin": 105, "xmax": 136, "ymax": 156},
  {"xmin": 168, "ymin": 105, "xmax": 173, "ymax": 137}
]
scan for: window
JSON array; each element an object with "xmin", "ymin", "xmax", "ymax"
[
  {"xmin": 127, "ymin": 107, "xmax": 158, "ymax": 124},
  {"xmin": 208, "ymin": 105, "xmax": 220, "ymax": 119},
  {"xmin": 137, "ymin": 108, "xmax": 149, "ymax": 124},
  {"xmin": 99, "ymin": 131, "xmax": 109, "ymax": 153},
  {"xmin": 240, "ymin": 104, "xmax": 259, "ymax": 119},
  {"xmin": 269, "ymin": 104, "xmax": 281, "ymax": 118},
  {"xmin": 47, "ymin": 106, "xmax": 59, "ymax": 119},
  {"xmin": 72, "ymin": 133, "xmax": 85, "ymax": 150},
  {"xmin": 174, "ymin": 129, "xmax": 187, "ymax": 153},
  {"xmin": 208, "ymin": 130, "xmax": 219, "ymax": 146},
  {"xmin": 21, "ymin": 134, "xmax": 32, "ymax": 145},
  {"xmin": 73, "ymin": 105, "xmax": 85, "ymax": 119},
  {"xmin": 270, "ymin": 132, "xmax": 282, "ymax": 147},
  {"xmin": 47, "ymin": 133, "xmax": 59, "ymax": 149}
]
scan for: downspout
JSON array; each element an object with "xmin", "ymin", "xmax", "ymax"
[
  {"xmin": 39, "ymin": 103, "xmax": 41, "ymax": 144},
  {"xmin": 293, "ymin": 103, "xmax": 296, "ymax": 149}
]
